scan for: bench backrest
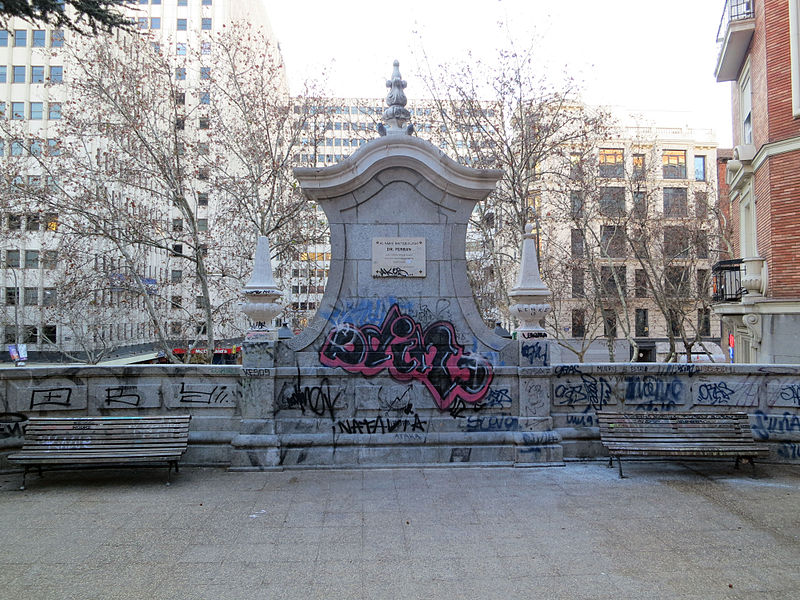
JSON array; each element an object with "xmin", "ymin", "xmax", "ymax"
[
  {"xmin": 597, "ymin": 412, "xmax": 755, "ymax": 443},
  {"xmin": 20, "ymin": 416, "xmax": 191, "ymax": 455}
]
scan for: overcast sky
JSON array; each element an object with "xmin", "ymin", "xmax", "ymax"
[{"xmin": 265, "ymin": 0, "xmax": 734, "ymax": 146}]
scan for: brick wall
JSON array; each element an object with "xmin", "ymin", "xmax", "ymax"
[{"xmin": 767, "ymin": 150, "xmax": 800, "ymax": 297}]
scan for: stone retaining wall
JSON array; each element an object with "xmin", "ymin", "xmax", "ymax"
[{"xmin": 1, "ymin": 361, "xmax": 799, "ymax": 469}]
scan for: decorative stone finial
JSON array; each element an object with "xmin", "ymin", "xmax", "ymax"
[
  {"xmin": 508, "ymin": 223, "xmax": 551, "ymax": 337},
  {"xmin": 380, "ymin": 59, "xmax": 413, "ymax": 136},
  {"xmin": 241, "ymin": 236, "xmax": 284, "ymax": 338}
]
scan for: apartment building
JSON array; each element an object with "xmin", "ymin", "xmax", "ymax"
[
  {"xmin": 712, "ymin": 0, "xmax": 800, "ymax": 363},
  {"xmin": 0, "ymin": 0, "xmax": 279, "ymax": 362},
  {"xmin": 541, "ymin": 122, "xmax": 722, "ymax": 362}
]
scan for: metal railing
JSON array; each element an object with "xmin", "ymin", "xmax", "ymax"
[
  {"xmin": 717, "ymin": 0, "xmax": 755, "ymax": 42},
  {"xmin": 712, "ymin": 258, "xmax": 746, "ymax": 302}
]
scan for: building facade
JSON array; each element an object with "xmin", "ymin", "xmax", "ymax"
[
  {"xmin": 0, "ymin": 0, "xmax": 280, "ymax": 363},
  {"xmin": 541, "ymin": 122, "xmax": 722, "ymax": 362},
  {"xmin": 713, "ymin": 0, "xmax": 800, "ymax": 363}
]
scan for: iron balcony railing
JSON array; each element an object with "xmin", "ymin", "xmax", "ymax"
[
  {"xmin": 712, "ymin": 258, "xmax": 746, "ymax": 302},
  {"xmin": 717, "ymin": 0, "xmax": 756, "ymax": 42}
]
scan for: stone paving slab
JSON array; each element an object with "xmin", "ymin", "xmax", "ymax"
[{"xmin": 1, "ymin": 461, "xmax": 799, "ymax": 599}]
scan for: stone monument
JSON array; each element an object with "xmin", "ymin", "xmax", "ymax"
[{"xmin": 235, "ymin": 61, "xmax": 562, "ymax": 468}]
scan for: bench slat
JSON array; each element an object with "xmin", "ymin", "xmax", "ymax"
[
  {"xmin": 596, "ymin": 411, "xmax": 768, "ymax": 476},
  {"xmin": 7, "ymin": 416, "xmax": 192, "ymax": 478}
]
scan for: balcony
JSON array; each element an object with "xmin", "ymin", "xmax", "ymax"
[
  {"xmin": 715, "ymin": 0, "xmax": 756, "ymax": 82},
  {"xmin": 712, "ymin": 258, "xmax": 746, "ymax": 302}
]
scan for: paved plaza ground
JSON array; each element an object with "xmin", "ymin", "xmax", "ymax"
[{"xmin": 0, "ymin": 461, "xmax": 798, "ymax": 599}]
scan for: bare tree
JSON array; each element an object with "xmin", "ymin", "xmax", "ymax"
[{"xmin": 415, "ymin": 42, "xmax": 611, "ymax": 325}]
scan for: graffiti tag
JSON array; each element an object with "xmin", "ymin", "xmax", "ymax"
[{"xmin": 319, "ymin": 304, "xmax": 493, "ymax": 411}]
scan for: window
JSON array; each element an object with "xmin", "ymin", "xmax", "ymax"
[
  {"xmin": 6, "ymin": 287, "xmax": 19, "ymax": 305},
  {"xmin": 0, "ymin": 31, "xmax": 7, "ymax": 47},
  {"xmin": 198, "ymin": 167, "xmax": 209, "ymax": 180},
  {"xmin": 178, "ymin": 0, "xmax": 187, "ymax": 5},
  {"xmin": 200, "ymin": 67, "xmax": 211, "ymax": 80},
  {"xmin": 14, "ymin": 30, "xmax": 26, "ymax": 47},
  {"xmin": 698, "ymin": 308, "xmax": 711, "ymax": 337},
  {"xmin": 635, "ymin": 269, "xmax": 649, "ymax": 298},
  {"xmin": 695, "ymin": 230, "xmax": 709, "ymax": 259},
  {"xmin": 201, "ymin": 41, "xmax": 211, "ymax": 55},
  {"xmin": 8, "ymin": 214, "xmax": 21, "ymax": 230},
  {"xmin": 199, "ymin": 117, "xmax": 209, "ymax": 129},
  {"xmin": 665, "ymin": 266, "xmax": 690, "ymax": 297},
  {"xmin": 25, "ymin": 250, "xmax": 39, "ymax": 269},
  {"xmin": 10, "ymin": 140, "xmax": 23, "ymax": 155},
  {"xmin": 44, "ymin": 212, "xmax": 57, "ymax": 230},
  {"xmin": 571, "ymin": 310, "xmax": 585, "ymax": 338},
  {"xmin": 6, "ymin": 249, "xmax": 20, "ymax": 268},
  {"xmin": 42, "ymin": 250, "xmax": 57, "ymax": 269},
  {"xmin": 172, "ymin": 218, "xmax": 183, "ymax": 232},
  {"xmin": 43, "ymin": 288, "xmax": 57, "ymax": 307},
  {"xmin": 171, "ymin": 269, "xmax": 183, "ymax": 283},
  {"xmin": 197, "ymin": 218, "xmax": 208, "ymax": 231},
  {"xmin": 201, "ymin": 18, "xmax": 212, "ymax": 30},
  {"xmin": 570, "ymin": 191, "xmax": 584, "ymax": 218},
  {"xmin": 51, "ymin": 30, "xmax": 64, "ymax": 47},
  {"xmin": 151, "ymin": 17, "xmax": 161, "ymax": 29},
  {"xmin": 202, "ymin": 0, "xmax": 212, "ymax": 5},
  {"xmin": 171, "ymin": 243, "xmax": 183, "ymax": 256},
  {"xmin": 4, "ymin": 326, "xmax": 17, "ymax": 344},
  {"xmin": 196, "ymin": 296, "xmax": 204, "ymax": 309},
  {"xmin": 48, "ymin": 103, "xmax": 61, "ymax": 120},
  {"xmin": 197, "ymin": 142, "xmax": 209, "ymax": 155},
  {"xmin": 176, "ymin": 43, "xmax": 186, "ymax": 56},
  {"xmin": 695, "ymin": 192, "xmax": 708, "ymax": 219},
  {"xmin": 197, "ymin": 192, "xmax": 209, "ymax": 206},
  {"xmin": 171, "ymin": 296, "xmax": 182, "ymax": 310},
  {"xmin": 663, "ymin": 187, "xmax": 688, "ymax": 217},
  {"xmin": 13, "ymin": 66, "xmax": 25, "ymax": 83},
  {"xmin": 598, "ymin": 148, "xmax": 624, "ymax": 178},
  {"xmin": 11, "ymin": 102, "xmax": 24, "ymax": 119},
  {"xmin": 668, "ymin": 310, "xmax": 681, "ymax": 337},
  {"xmin": 662, "ymin": 150, "xmax": 686, "ymax": 179},
  {"xmin": 601, "ymin": 225, "xmax": 626, "ymax": 258},
  {"xmin": 694, "ymin": 155, "xmax": 706, "ymax": 181},
  {"xmin": 176, "ymin": 92, "xmax": 185, "ymax": 106},
  {"xmin": 170, "ymin": 321, "xmax": 182, "ymax": 336},
  {"xmin": 632, "ymin": 153, "xmax": 645, "ymax": 178},
  {"xmin": 137, "ymin": 17, "xmax": 147, "ymax": 29},
  {"xmin": 41, "ymin": 325, "xmax": 56, "ymax": 344},
  {"xmin": 22, "ymin": 325, "xmax": 38, "ymax": 344},
  {"xmin": 30, "ymin": 102, "xmax": 43, "ymax": 120},
  {"xmin": 175, "ymin": 67, "xmax": 186, "ymax": 80},
  {"xmin": 175, "ymin": 117, "xmax": 185, "ymax": 130},
  {"xmin": 0, "ymin": 66, "xmax": 5, "ymax": 83},
  {"xmin": 740, "ymin": 70, "xmax": 752, "ymax": 144},
  {"xmin": 177, "ymin": 19, "xmax": 187, "ymax": 31},
  {"xmin": 603, "ymin": 310, "xmax": 617, "ymax": 338},
  {"xmin": 601, "ymin": 266, "xmax": 626, "ymax": 297},
  {"xmin": 664, "ymin": 226, "xmax": 689, "ymax": 258},
  {"xmin": 570, "ymin": 229, "xmax": 584, "ymax": 258},
  {"xmin": 26, "ymin": 213, "xmax": 40, "ymax": 231},
  {"xmin": 199, "ymin": 92, "xmax": 210, "ymax": 105},
  {"xmin": 599, "ymin": 187, "xmax": 625, "ymax": 217},
  {"xmin": 571, "ymin": 268, "xmax": 584, "ymax": 298},
  {"xmin": 697, "ymin": 269, "xmax": 710, "ymax": 298},
  {"xmin": 47, "ymin": 139, "xmax": 61, "ymax": 156},
  {"xmin": 24, "ymin": 287, "xmax": 38, "ymax": 306},
  {"xmin": 31, "ymin": 29, "xmax": 46, "ymax": 47},
  {"xmin": 635, "ymin": 309, "xmax": 649, "ymax": 337}
]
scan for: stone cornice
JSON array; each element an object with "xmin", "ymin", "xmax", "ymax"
[{"xmin": 293, "ymin": 136, "xmax": 504, "ymax": 201}]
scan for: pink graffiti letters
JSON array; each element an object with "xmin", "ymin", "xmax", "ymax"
[{"xmin": 319, "ymin": 304, "xmax": 493, "ymax": 410}]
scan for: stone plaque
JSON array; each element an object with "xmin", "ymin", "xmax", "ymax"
[{"xmin": 372, "ymin": 237, "xmax": 425, "ymax": 277}]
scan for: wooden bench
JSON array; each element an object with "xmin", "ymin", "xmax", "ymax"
[
  {"xmin": 597, "ymin": 412, "xmax": 768, "ymax": 478},
  {"xmin": 7, "ymin": 415, "xmax": 191, "ymax": 489}
]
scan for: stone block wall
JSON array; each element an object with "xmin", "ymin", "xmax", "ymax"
[{"xmin": 2, "ymin": 360, "xmax": 799, "ymax": 469}]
